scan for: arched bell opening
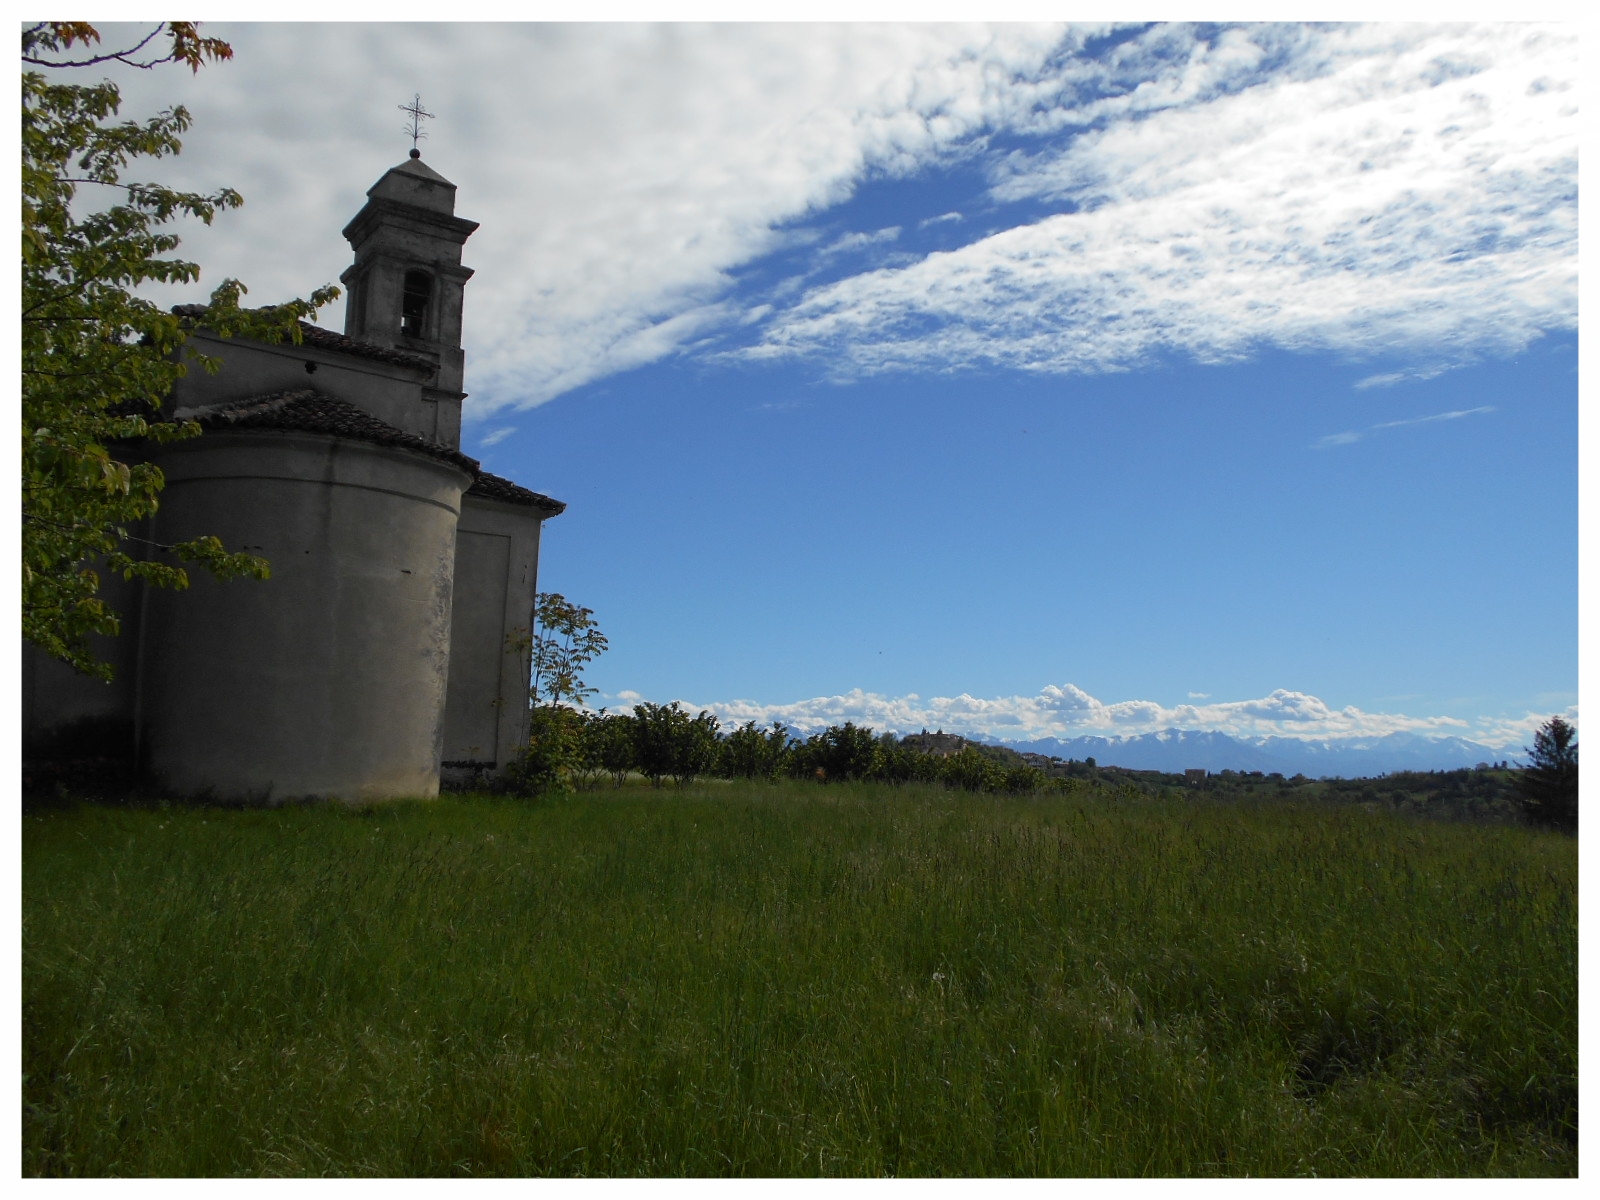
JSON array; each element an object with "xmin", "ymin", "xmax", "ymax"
[{"xmin": 401, "ymin": 270, "xmax": 433, "ymax": 340}]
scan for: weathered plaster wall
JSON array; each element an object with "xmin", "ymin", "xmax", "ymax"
[
  {"xmin": 168, "ymin": 333, "xmax": 461, "ymax": 446},
  {"xmin": 440, "ymin": 496, "xmax": 544, "ymax": 777},
  {"xmin": 136, "ymin": 431, "xmax": 471, "ymax": 801}
]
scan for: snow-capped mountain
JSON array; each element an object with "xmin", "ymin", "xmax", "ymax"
[{"xmin": 983, "ymin": 729, "xmax": 1514, "ymax": 778}]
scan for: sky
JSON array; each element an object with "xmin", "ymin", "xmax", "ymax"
[{"xmin": 78, "ymin": 15, "xmax": 1580, "ymax": 751}]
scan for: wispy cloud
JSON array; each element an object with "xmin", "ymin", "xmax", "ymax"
[
  {"xmin": 1315, "ymin": 405, "xmax": 1494, "ymax": 449},
  {"xmin": 1354, "ymin": 365, "xmax": 1451, "ymax": 390},
  {"xmin": 606, "ymin": 682, "xmax": 1557, "ymax": 748},
  {"xmin": 745, "ymin": 24, "xmax": 1576, "ymax": 383},
  {"xmin": 918, "ymin": 211, "xmax": 964, "ymax": 229},
  {"xmin": 478, "ymin": 426, "xmax": 517, "ymax": 447},
  {"xmin": 1372, "ymin": 406, "xmax": 1495, "ymax": 431},
  {"xmin": 109, "ymin": 23, "xmax": 1575, "ymax": 412},
  {"xmin": 814, "ymin": 227, "xmax": 901, "ymax": 262}
]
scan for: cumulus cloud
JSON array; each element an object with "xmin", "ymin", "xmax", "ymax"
[
  {"xmin": 1471, "ymin": 707, "xmax": 1579, "ymax": 754},
  {"xmin": 608, "ymin": 682, "xmax": 1542, "ymax": 746},
  {"xmin": 745, "ymin": 24, "xmax": 1577, "ymax": 381}
]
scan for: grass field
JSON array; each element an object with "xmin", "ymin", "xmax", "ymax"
[{"xmin": 22, "ymin": 781, "xmax": 1576, "ymax": 1176}]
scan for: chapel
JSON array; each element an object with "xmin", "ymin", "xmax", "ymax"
[{"xmin": 22, "ymin": 152, "xmax": 564, "ymax": 801}]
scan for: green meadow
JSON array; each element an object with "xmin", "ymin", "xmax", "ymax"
[{"xmin": 22, "ymin": 782, "xmax": 1576, "ymax": 1177}]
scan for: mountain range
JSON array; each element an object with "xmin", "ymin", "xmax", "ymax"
[{"xmin": 974, "ymin": 729, "xmax": 1516, "ymax": 778}]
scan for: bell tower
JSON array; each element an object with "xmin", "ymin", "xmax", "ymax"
[{"xmin": 341, "ymin": 151, "xmax": 480, "ymax": 449}]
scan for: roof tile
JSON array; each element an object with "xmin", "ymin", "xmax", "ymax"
[
  {"xmin": 173, "ymin": 388, "xmax": 479, "ymax": 473},
  {"xmin": 466, "ymin": 471, "xmax": 566, "ymax": 516}
]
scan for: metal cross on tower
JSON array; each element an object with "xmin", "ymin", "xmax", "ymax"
[{"xmin": 399, "ymin": 93, "xmax": 435, "ymax": 155}]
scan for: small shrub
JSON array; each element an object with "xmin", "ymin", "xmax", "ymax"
[
  {"xmin": 503, "ymin": 704, "xmax": 579, "ymax": 797},
  {"xmin": 941, "ymin": 745, "xmax": 1005, "ymax": 792}
]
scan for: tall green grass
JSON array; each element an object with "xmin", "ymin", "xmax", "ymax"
[{"xmin": 23, "ymin": 783, "xmax": 1575, "ymax": 1176}]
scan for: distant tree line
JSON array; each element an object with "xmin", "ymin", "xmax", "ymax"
[
  {"xmin": 503, "ymin": 706, "xmax": 1082, "ymax": 799},
  {"xmin": 499, "ymin": 705, "xmax": 1578, "ymax": 832},
  {"xmin": 508, "ymin": 596, "xmax": 1576, "ymax": 830},
  {"xmin": 506, "ymin": 595, "xmax": 1085, "ymax": 800}
]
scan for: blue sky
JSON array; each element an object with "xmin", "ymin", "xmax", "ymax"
[{"xmin": 93, "ymin": 18, "xmax": 1579, "ymax": 749}]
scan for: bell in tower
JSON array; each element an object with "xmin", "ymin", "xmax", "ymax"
[{"xmin": 340, "ymin": 150, "xmax": 480, "ymax": 449}]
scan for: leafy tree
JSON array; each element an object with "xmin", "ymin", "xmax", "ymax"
[
  {"xmin": 594, "ymin": 711, "xmax": 638, "ymax": 787},
  {"xmin": 793, "ymin": 720, "xmax": 883, "ymax": 784},
  {"xmin": 529, "ymin": 592, "xmax": 609, "ymax": 707},
  {"xmin": 567, "ymin": 710, "xmax": 609, "ymax": 790},
  {"xmin": 718, "ymin": 720, "xmax": 793, "ymax": 781},
  {"xmin": 1517, "ymin": 716, "xmax": 1578, "ymax": 833},
  {"xmin": 22, "ymin": 22, "xmax": 338, "ymax": 677},
  {"xmin": 870, "ymin": 732, "xmax": 950, "ymax": 785},
  {"xmin": 873, "ymin": 733, "xmax": 947, "ymax": 785},
  {"xmin": 631, "ymin": 702, "xmax": 720, "ymax": 788},
  {"xmin": 503, "ymin": 594, "xmax": 610, "ymax": 796},
  {"xmin": 572, "ymin": 709, "xmax": 636, "ymax": 789}
]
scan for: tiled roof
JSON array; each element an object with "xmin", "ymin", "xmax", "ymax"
[
  {"xmin": 466, "ymin": 471, "xmax": 566, "ymax": 516},
  {"xmin": 292, "ymin": 322, "xmax": 438, "ymax": 371},
  {"xmin": 170, "ymin": 305, "xmax": 437, "ymax": 372},
  {"xmin": 169, "ymin": 391, "xmax": 566, "ymax": 518},
  {"xmin": 173, "ymin": 389, "xmax": 479, "ymax": 473}
]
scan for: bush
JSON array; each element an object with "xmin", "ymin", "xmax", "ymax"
[
  {"xmin": 503, "ymin": 704, "xmax": 580, "ymax": 797},
  {"xmin": 795, "ymin": 722, "xmax": 879, "ymax": 783},
  {"xmin": 592, "ymin": 711, "xmax": 637, "ymax": 787},
  {"xmin": 1002, "ymin": 764, "xmax": 1049, "ymax": 794},
  {"xmin": 941, "ymin": 745, "xmax": 1006, "ymax": 792},
  {"xmin": 564, "ymin": 710, "xmax": 638, "ymax": 789},
  {"xmin": 718, "ymin": 720, "xmax": 793, "ymax": 781},
  {"xmin": 631, "ymin": 701, "xmax": 721, "ymax": 787}
]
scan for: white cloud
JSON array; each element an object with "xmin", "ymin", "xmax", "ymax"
[
  {"xmin": 1354, "ymin": 365, "xmax": 1451, "ymax": 389},
  {"xmin": 815, "ymin": 227, "xmax": 902, "ymax": 261},
  {"xmin": 1472, "ymin": 707, "xmax": 1579, "ymax": 754},
  {"xmin": 1315, "ymin": 431, "xmax": 1364, "ymax": 449},
  {"xmin": 1371, "ymin": 405, "xmax": 1494, "ymax": 430},
  {"xmin": 746, "ymin": 24, "xmax": 1577, "ymax": 381},
  {"xmin": 622, "ymin": 682, "xmax": 1540, "ymax": 745},
  {"xmin": 95, "ymin": 23, "xmax": 1575, "ymax": 415},
  {"xmin": 102, "ymin": 21, "xmax": 1077, "ymax": 415},
  {"xmin": 478, "ymin": 426, "xmax": 517, "ymax": 447},
  {"xmin": 1316, "ymin": 404, "xmax": 1494, "ymax": 448}
]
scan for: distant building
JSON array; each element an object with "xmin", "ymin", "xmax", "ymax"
[
  {"xmin": 22, "ymin": 152, "xmax": 563, "ymax": 801},
  {"xmin": 901, "ymin": 731, "xmax": 967, "ymax": 757}
]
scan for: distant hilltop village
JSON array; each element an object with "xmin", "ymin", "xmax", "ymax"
[{"xmin": 22, "ymin": 153, "xmax": 563, "ymax": 803}]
